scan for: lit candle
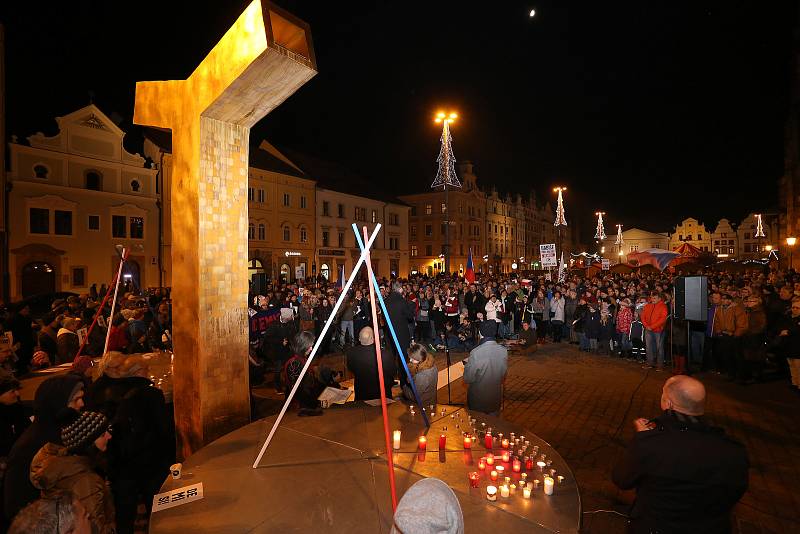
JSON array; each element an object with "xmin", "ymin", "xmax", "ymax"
[
  {"xmin": 525, "ymin": 456, "xmax": 533, "ymax": 471},
  {"xmin": 430, "ymin": 405, "xmax": 435, "ymax": 412},
  {"xmin": 497, "ymin": 432, "xmax": 504, "ymax": 443},
  {"xmin": 463, "ymin": 435, "xmax": 472, "ymax": 449},
  {"xmin": 468, "ymin": 471, "xmax": 480, "ymax": 488},
  {"xmin": 557, "ymin": 475, "xmax": 565, "ymax": 485},
  {"xmin": 478, "ymin": 457, "xmax": 486, "ymax": 470},
  {"xmin": 410, "ymin": 405, "xmax": 414, "ymax": 412},
  {"xmin": 510, "ymin": 432, "xmax": 515, "ymax": 440},
  {"xmin": 504, "ymin": 476, "xmax": 511, "ymax": 486},
  {"xmin": 496, "ymin": 466, "xmax": 505, "ymax": 477},
  {"xmin": 484, "ymin": 431, "xmax": 493, "ymax": 450},
  {"xmin": 510, "ymin": 483, "xmax": 517, "ymax": 494},
  {"xmin": 485, "ymin": 453, "xmax": 495, "ymax": 466},
  {"xmin": 544, "ymin": 476, "xmax": 554, "ymax": 496},
  {"xmin": 501, "ymin": 438, "xmax": 510, "ymax": 449},
  {"xmin": 500, "ymin": 485, "xmax": 510, "ymax": 498},
  {"xmin": 537, "ymin": 461, "xmax": 546, "ymax": 472},
  {"xmin": 550, "ymin": 469, "xmax": 557, "ymax": 477},
  {"xmin": 501, "ymin": 450, "xmax": 511, "ymax": 463},
  {"xmin": 486, "ymin": 485, "xmax": 497, "ymax": 501},
  {"xmin": 521, "ymin": 473, "xmax": 528, "ymax": 485},
  {"xmin": 418, "ymin": 436, "xmax": 427, "ymax": 450},
  {"xmin": 439, "ymin": 434, "xmax": 447, "ymax": 450},
  {"xmin": 533, "ymin": 479, "xmax": 540, "ymax": 489},
  {"xmin": 512, "ymin": 458, "xmax": 521, "ymax": 473},
  {"xmin": 393, "ymin": 430, "xmax": 401, "ymax": 450},
  {"xmin": 523, "ymin": 486, "xmax": 532, "ymax": 499},
  {"xmin": 490, "ymin": 470, "xmax": 498, "ymax": 481}
]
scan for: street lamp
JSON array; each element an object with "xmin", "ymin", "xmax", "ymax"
[
  {"xmin": 432, "ymin": 111, "xmax": 460, "ymax": 276},
  {"xmin": 787, "ymin": 237, "xmax": 796, "ymax": 270}
]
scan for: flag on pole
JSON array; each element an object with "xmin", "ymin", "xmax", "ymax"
[
  {"xmin": 557, "ymin": 252, "xmax": 566, "ymax": 282},
  {"xmin": 336, "ymin": 265, "xmax": 345, "ymax": 290},
  {"xmin": 465, "ymin": 248, "xmax": 475, "ymax": 283}
]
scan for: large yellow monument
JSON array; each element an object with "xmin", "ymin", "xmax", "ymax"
[{"xmin": 134, "ymin": 1, "xmax": 316, "ymax": 458}]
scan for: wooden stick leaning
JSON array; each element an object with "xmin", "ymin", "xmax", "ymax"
[
  {"xmin": 361, "ymin": 225, "xmax": 398, "ymax": 511},
  {"xmin": 103, "ymin": 248, "xmax": 129, "ymax": 355},
  {"xmin": 251, "ymin": 225, "xmax": 382, "ymax": 468},
  {"xmin": 352, "ymin": 223, "xmax": 429, "ymax": 427}
]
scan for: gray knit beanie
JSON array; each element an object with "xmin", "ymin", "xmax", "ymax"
[{"xmin": 60, "ymin": 411, "xmax": 110, "ymax": 453}]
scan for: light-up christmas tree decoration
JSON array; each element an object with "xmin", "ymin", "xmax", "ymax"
[
  {"xmin": 554, "ymin": 187, "xmax": 567, "ymax": 227},
  {"xmin": 431, "ymin": 113, "xmax": 461, "ymax": 189},
  {"xmin": 615, "ymin": 224, "xmax": 624, "ymax": 245},
  {"xmin": 755, "ymin": 213, "xmax": 765, "ymax": 238},
  {"xmin": 594, "ymin": 212, "xmax": 607, "ymax": 240}
]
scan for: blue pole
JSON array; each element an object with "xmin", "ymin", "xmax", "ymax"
[{"xmin": 353, "ymin": 224, "xmax": 430, "ymax": 427}]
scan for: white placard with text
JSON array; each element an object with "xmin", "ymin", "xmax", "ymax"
[
  {"xmin": 601, "ymin": 259, "xmax": 610, "ymax": 271},
  {"xmin": 152, "ymin": 482, "xmax": 204, "ymax": 513},
  {"xmin": 540, "ymin": 243, "xmax": 557, "ymax": 267}
]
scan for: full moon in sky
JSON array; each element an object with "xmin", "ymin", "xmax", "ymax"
[{"xmin": 529, "ymin": 9, "xmax": 536, "ymax": 17}]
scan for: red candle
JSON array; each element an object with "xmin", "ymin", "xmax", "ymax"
[
  {"xmin": 485, "ymin": 453, "xmax": 495, "ymax": 466},
  {"xmin": 478, "ymin": 457, "xmax": 486, "ymax": 470},
  {"xmin": 468, "ymin": 471, "xmax": 480, "ymax": 488},
  {"xmin": 490, "ymin": 469, "xmax": 498, "ymax": 481},
  {"xmin": 512, "ymin": 458, "xmax": 522, "ymax": 473},
  {"xmin": 501, "ymin": 450, "xmax": 511, "ymax": 463},
  {"xmin": 484, "ymin": 432, "xmax": 493, "ymax": 450},
  {"xmin": 418, "ymin": 436, "xmax": 427, "ymax": 450},
  {"xmin": 501, "ymin": 438, "xmax": 509, "ymax": 449},
  {"xmin": 439, "ymin": 434, "xmax": 447, "ymax": 450},
  {"xmin": 496, "ymin": 466, "xmax": 505, "ymax": 478},
  {"xmin": 463, "ymin": 435, "xmax": 472, "ymax": 449},
  {"xmin": 525, "ymin": 456, "xmax": 533, "ymax": 471}
]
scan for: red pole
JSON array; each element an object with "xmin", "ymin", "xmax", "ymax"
[{"xmin": 363, "ymin": 226, "xmax": 398, "ymax": 512}]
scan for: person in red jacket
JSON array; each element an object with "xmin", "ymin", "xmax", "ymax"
[{"xmin": 641, "ymin": 291, "xmax": 669, "ymax": 371}]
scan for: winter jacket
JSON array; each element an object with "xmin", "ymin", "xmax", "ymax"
[
  {"xmin": 485, "ymin": 300, "xmax": 503, "ymax": 322},
  {"xmin": 713, "ymin": 304, "xmax": 748, "ymax": 338},
  {"xmin": 4, "ymin": 374, "xmax": 84, "ymax": 520},
  {"xmin": 403, "ymin": 352, "xmax": 438, "ymax": 408},
  {"xmin": 584, "ymin": 309, "xmax": 601, "ymax": 339},
  {"xmin": 616, "ymin": 307, "xmax": 633, "ymax": 334},
  {"xmin": 0, "ymin": 402, "xmax": 29, "ymax": 458},
  {"xmin": 463, "ymin": 339, "xmax": 507, "ymax": 414},
  {"xmin": 56, "ymin": 328, "xmax": 80, "ymax": 365},
  {"xmin": 346, "ymin": 344, "xmax": 396, "ymax": 401},
  {"xmin": 641, "ymin": 302, "xmax": 668, "ymax": 333},
  {"xmin": 30, "ymin": 443, "xmax": 115, "ymax": 534},
  {"xmin": 573, "ymin": 304, "xmax": 588, "ymax": 333},
  {"xmin": 550, "ymin": 297, "xmax": 566, "ymax": 322}
]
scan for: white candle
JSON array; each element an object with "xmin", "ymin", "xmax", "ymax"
[
  {"xmin": 500, "ymin": 485, "xmax": 510, "ymax": 498},
  {"xmin": 486, "ymin": 485, "xmax": 497, "ymax": 501},
  {"xmin": 537, "ymin": 461, "xmax": 546, "ymax": 471},
  {"xmin": 510, "ymin": 483, "xmax": 517, "ymax": 494},
  {"xmin": 557, "ymin": 475, "xmax": 565, "ymax": 484},
  {"xmin": 523, "ymin": 486, "xmax": 532, "ymax": 499},
  {"xmin": 544, "ymin": 476, "xmax": 554, "ymax": 496},
  {"xmin": 393, "ymin": 430, "xmax": 401, "ymax": 450}
]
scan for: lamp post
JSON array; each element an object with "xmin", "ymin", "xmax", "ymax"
[
  {"xmin": 432, "ymin": 111, "xmax": 460, "ymax": 276},
  {"xmin": 787, "ymin": 237, "xmax": 796, "ymax": 270}
]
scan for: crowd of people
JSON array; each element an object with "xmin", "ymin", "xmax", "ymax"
[{"xmin": 0, "ymin": 261, "xmax": 795, "ymax": 532}]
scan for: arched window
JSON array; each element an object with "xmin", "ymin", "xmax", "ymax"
[
  {"xmin": 282, "ymin": 225, "xmax": 290, "ymax": 241},
  {"xmin": 258, "ymin": 223, "xmax": 266, "ymax": 240},
  {"xmin": 248, "ymin": 222, "xmax": 256, "ymax": 240},
  {"xmin": 33, "ymin": 164, "xmax": 49, "ymax": 179},
  {"xmin": 130, "ymin": 180, "xmax": 141, "ymax": 192},
  {"xmin": 85, "ymin": 170, "xmax": 102, "ymax": 191},
  {"xmin": 320, "ymin": 263, "xmax": 330, "ymax": 280}
]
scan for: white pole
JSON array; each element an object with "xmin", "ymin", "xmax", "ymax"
[
  {"xmin": 252, "ymin": 225, "xmax": 382, "ymax": 468},
  {"xmin": 103, "ymin": 248, "xmax": 128, "ymax": 355}
]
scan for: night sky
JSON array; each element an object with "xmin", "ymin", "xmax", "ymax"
[{"xmin": 2, "ymin": 1, "xmax": 796, "ymax": 239}]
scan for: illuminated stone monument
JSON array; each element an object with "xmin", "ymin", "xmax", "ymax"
[{"xmin": 133, "ymin": 1, "xmax": 316, "ymax": 457}]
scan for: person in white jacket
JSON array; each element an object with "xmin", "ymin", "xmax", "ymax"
[
  {"xmin": 484, "ymin": 295, "xmax": 503, "ymax": 338},
  {"xmin": 550, "ymin": 291, "xmax": 566, "ymax": 343}
]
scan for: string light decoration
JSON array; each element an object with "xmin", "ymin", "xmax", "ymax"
[
  {"xmin": 553, "ymin": 187, "xmax": 567, "ymax": 227},
  {"xmin": 615, "ymin": 224, "xmax": 624, "ymax": 245},
  {"xmin": 755, "ymin": 213, "xmax": 765, "ymax": 238},
  {"xmin": 431, "ymin": 112, "xmax": 461, "ymax": 189},
  {"xmin": 594, "ymin": 212, "xmax": 607, "ymax": 240}
]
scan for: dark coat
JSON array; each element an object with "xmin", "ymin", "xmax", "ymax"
[
  {"xmin": 4, "ymin": 374, "xmax": 84, "ymax": 520},
  {"xmin": 584, "ymin": 309, "xmax": 601, "ymax": 338},
  {"xmin": 386, "ymin": 292, "xmax": 413, "ymax": 357},
  {"xmin": 346, "ymin": 344, "xmax": 396, "ymax": 401},
  {"xmin": 0, "ymin": 402, "xmax": 30, "ymax": 458},
  {"xmin": 87, "ymin": 375, "xmax": 173, "ymax": 485},
  {"xmin": 612, "ymin": 411, "xmax": 749, "ymax": 534}
]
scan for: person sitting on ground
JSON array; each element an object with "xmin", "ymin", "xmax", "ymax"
[
  {"xmin": 4, "ymin": 374, "xmax": 85, "ymax": 521},
  {"xmin": 612, "ymin": 375, "xmax": 749, "ymax": 534},
  {"xmin": 346, "ymin": 326, "xmax": 397, "ymax": 402},
  {"xmin": 8, "ymin": 491, "xmax": 92, "ymax": 534},
  {"xmin": 391, "ymin": 477, "xmax": 464, "ymax": 534},
  {"xmin": 283, "ymin": 331, "xmax": 326, "ymax": 415},
  {"xmin": 402, "ymin": 343, "xmax": 438, "ymax": 408},
  {"xmin": 463, "ymin": 321, "xmax": 508, "ymax": 416},
  {"xmin": 30, "ymin": 410, "xmax": 115, "ymax": 534},
  {"xmin": 517, "ymin": 319, "xmax": 538, "ymax": 355},
  {"xmin": 106, "ymin": 314, "xmax": 129, "ymax": 354}
]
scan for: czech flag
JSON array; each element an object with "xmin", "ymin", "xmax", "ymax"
[
  {"xmin": 465, "ymin": 248, "xmax": 476, "ymax": 283},
  {"xmin": 628, "ymin": 248, "xmax": 680, "ymax": 271}
]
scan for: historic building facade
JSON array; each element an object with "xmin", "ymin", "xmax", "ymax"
[
  {"xmin": 737, "ymin": 212, "xmax": 779, "ymax": 260},
  {"xmin": 711, "ymin": 218, "xmax": 738, "ymax": 258},
  {"xmin": 7, "ymin": 105, "xmax": 159, "ymax": 301},
  {"xmin": 669, "ymin": 217, "xmax": 711, "ymax": 252}
]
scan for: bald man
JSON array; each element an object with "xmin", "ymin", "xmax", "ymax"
[
  {"xmin": 612, "ymin": 376, "xmax": 749, "ymax": 534},
  {"xmin": 346, "ymin": 327, "xmax": 397, "ymax": 401}
]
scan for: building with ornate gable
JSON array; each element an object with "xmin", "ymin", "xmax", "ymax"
[{"xmin": 7, "ymin": 105, "xmax": 158, "ymax": 300}]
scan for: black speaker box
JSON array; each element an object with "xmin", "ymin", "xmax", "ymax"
[{"xmin": 674, "ymin": 276, "xmax": 708, "ymax": 322}]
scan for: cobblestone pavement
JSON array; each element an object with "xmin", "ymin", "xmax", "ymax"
[{"xmin": 252, "ymin": 342, "xmax": 800, "ymax": 533}]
